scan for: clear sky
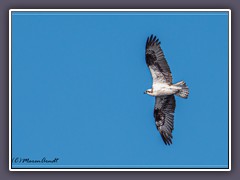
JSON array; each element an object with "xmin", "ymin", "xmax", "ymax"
[{"xmin": 11, "ymin": 11, "xmax": 229, "ymax": 168}]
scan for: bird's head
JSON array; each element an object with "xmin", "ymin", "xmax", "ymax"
[{"xmin": 144, "ymin": 89, "xmax": 154, "ymax": 96}]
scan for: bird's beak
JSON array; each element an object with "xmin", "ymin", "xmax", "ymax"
[{"xmin": 144, "ymin": 91, "xmax": 147, "ymax": 94}]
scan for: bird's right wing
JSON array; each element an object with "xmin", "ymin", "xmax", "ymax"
[
  {"xmin": 154, "ymin": 95, "xmax": 176, "ymax": 145},
  {"xmin": 145, "ymin": 35, "xmax": 172, "ymax": 85}
]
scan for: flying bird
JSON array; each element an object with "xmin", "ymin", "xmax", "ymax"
[{"xmin": 144, "ymin": 35, "xmax": 189, "ymax": 145}]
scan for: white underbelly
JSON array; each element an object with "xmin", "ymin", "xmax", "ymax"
[
  {"xmin": 152, "ymin": 84, "xmax": 179, "ymax": 96},
  {"xmin": 155, "ymin": 88, "xmax": 175, "ymax": 96}
]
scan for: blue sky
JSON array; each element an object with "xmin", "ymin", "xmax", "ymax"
[{"xmin": 11, "ymin": 11, "xmax": 229, "ymax": 168}]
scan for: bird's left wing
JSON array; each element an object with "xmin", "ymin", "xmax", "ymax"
[
  {"xmin": 154, "ymin": 95, "xmax": 176, "ymax": 145},
  {"xmin": 145, "ymin": 35, "xmax": 172, "ymax": 85}
]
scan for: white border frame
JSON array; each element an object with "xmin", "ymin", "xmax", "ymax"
[{"xmin": 9, "ymin": 9, "xmax": 231, "ymax": 171}]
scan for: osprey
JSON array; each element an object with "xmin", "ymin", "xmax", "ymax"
[{"xmin": 144, "ymin": 35, "xmax": 189, "ymax": 145}]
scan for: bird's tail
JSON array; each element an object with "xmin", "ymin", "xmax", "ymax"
[{"xmin": 174, "ymin": 81, "xmax": 189, "ymax": 99}]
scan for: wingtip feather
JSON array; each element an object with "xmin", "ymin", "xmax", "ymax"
[
  {"xmin": 160, "ymin": 131, "xmax": 173, "ymax": 145},
  {"xmin": 146, "ymin": 34, "xmax": 160, "ymax": 47}
]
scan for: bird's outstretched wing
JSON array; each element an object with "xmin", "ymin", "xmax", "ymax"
[
  {"xmin": 145, "ymin": 35, "xmax": 172, "ymax": 84},
  {"xmin": 154, "ymin": 95, "xmax": 176, "ymax": 145}
]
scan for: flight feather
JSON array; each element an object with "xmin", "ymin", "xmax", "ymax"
[
  {"xmin": 145, "ymin": 34, "xmax": 172, "ymax": 84},
  {"xmin": 154, "ymin": 95, "xmax": 176, "ymax": 145}
]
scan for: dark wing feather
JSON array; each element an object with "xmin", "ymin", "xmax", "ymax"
[
  {"xmin": 154, "ymin": 95, "xmax": 176, "ymax": 145},
  {"xmin": 145, "ymin": 35, "xmax": 172, "ymax": 84}
]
